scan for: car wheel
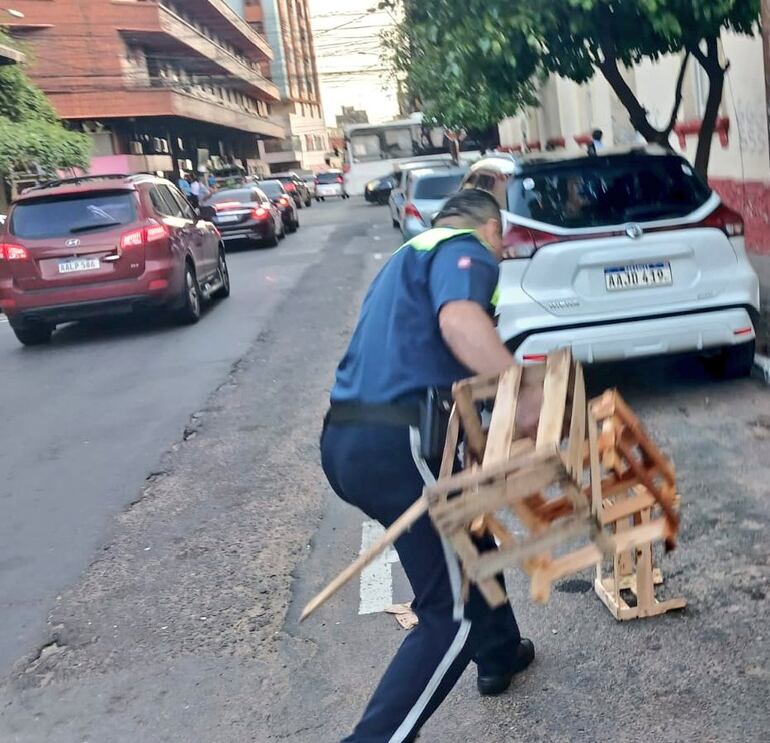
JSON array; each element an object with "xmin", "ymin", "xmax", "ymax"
[
  {"xmin": 11, "ymin": 321, "xmax": 53, "ymax": 346},
  {"xmin": 213, "ymin": 249, "xmax": 230, "ymax": 299},
  {"xmin": 705, "ymin": 340, "xmax": 755, "ymax": 380},
  {"xmin": 294, "ymin": 218, "xmax": 300, "ymax": 231},
  {"xmin": 178, "ymin": 262, "xmax": 201, "ymax": 324},
  {"xmin": 392, "ymin": 217, "xmax": 399, "ymax": 228},
  {"xmin": 277, "ymin": 220, "xmax": 286, "ymax": 240},
  {"xmin": 305, "ymin": 199, "xmax": 312, "ymax": 208},
  {"xmin": 264, "ymin": 226, "xmax": 279, "ymax": 248}
]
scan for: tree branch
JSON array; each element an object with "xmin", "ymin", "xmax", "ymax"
[
  {"xmin": 594, "ymin": 6, "xmax": 666, "ymax": 144},
  {"xmin": 664, "ymin": 51, "xmax": 691, "ymax": 136}
]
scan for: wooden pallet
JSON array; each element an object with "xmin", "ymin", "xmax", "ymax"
[
  {"xmin": 588, "ymin": 392, "xmax": 686, "ymax": 620},
  {"xmin": 300, "ymin": 353, "xmax": 684, "ymax": 622},
  {"xmin": 428, "ymin": 349, "xmax": 606, "ymax": 606}
]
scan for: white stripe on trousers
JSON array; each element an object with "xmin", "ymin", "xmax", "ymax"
[{"xmin": 387, "ymin": 429, "xmax": 472, "ymax": 743}]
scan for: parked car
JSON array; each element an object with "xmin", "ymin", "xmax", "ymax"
[
  {"xmin": 255, "ymin": 179, "xmax": 299, "ymax": 233},
  {"xmin": 0, "ymin": 173, "xmax": 228, "ymax": 345},
  {"xmin": 203, "ymin": 186, "xmax": 284, "ymax": 248},
  {"xmin": 462, "ymin": 146, "xmax": 760, "ymax": 377},
  {"xmin": 272, "ymin": 172, "xmax": 311, "ymax": 208},
  {"xmin": 315, "ymin": 170, "xmax": 349, "ymax": 200},
  {"xmin": 365, "ymin": 174, "xmax": 395, "ymax": 205},
  {"xmin": 389, "ymin": 158, "xmax": 455, "ymax": 228},
  {"xmin": 399, "ymin": 166, "xmax": 466, "ymax": 240},
  {"xmin": 297, "ymin": 172, "xmax": 318, "ymax": 201}
]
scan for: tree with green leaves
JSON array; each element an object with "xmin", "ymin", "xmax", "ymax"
[
  {"xmin": 383, "ymin": 0, "xmax": 760, "ymax": 176},
  {"xmin": 0, "ymin": 35, "xmax": 90, "ymax": 184}
]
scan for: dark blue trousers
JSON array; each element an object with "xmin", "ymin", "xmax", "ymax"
[{"xmin": 321, "ymin": 422, "xmax": 522, "ymax": 743}]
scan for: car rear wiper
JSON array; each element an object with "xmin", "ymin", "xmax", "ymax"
[{"xmin": 70, "ymin": 221, "xmax": 122, "ymax": 234}]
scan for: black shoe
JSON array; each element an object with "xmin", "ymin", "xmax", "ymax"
[{"xmin": 477, "ymin": 638, "xmax": 535, "ymax": 696}]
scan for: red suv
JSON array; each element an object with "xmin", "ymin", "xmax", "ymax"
[{"xmin": 0, "ymin": 174, "xmax": 229, "ymax": 346}]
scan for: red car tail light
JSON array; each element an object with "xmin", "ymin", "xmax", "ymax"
[
  {"xmin": 120, "ymin": 223, "xmax": 168, "ymax": 250},
  {"xmin": 403, "ymin": 203, "xmax": 424, "ymax": 224},
  {"xmin": 251, "ymin": 207, "xmax": 270, "ymax": 220},
  {"xmin": 701, "ymin": 204, "xmax": 744, "ymax": 237},
  {"xmin": 336, "ymin": 176, "xmax": 344, "ymax": 184},
  {"xmin": 284, "ymin": 182, "xmax": 296, "ymax": 192},
  {"xmin": 278, "ymin": 196, "xmax": 291, "ymax": 206},
  {"xmin": 145, "ymin": 224, "xmax": 168, "ymax": 243},
  {"xmin": 120, "ymin": 228, "xmax": 144, "ymax": 249},
  {"xmin": 0, "ymin": 243, "xmax": 30, "ymax": 260}
]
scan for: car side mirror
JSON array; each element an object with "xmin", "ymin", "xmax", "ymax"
[{"xmin": 198, "ymin": 205, "xmax": 216, "ymax": 221}]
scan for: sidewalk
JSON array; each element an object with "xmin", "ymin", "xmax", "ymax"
[{"xmin": 749, "ymin": 252, "xmax": 770, "ymax": 356}]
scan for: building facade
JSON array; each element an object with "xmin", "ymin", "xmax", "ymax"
[
  {"xmin": 6, "ymin": 0, "xmax": 284, "ymax": 179},
  {"xmin": 242, "ymin": 0, "xmax": 328, "ymax": 172}
]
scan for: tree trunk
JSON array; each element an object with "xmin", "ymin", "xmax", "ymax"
[{"xmin": 692, "ymin": 37, "xmax": 726, "ymax": 179}]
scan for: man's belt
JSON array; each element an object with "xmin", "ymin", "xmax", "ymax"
[{"xmin": 326, "ymin": 401, "xmax": 421, "ymax": 428}]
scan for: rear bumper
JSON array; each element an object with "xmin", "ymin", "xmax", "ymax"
[
  {"xmin": 13, "ymin": 295, "xmax": 166, "ymax": 325},
  {"xmin": 218, "ymin": 221, "xmax": 273, "ymax": 241},
  {"xmin": 402, "ymin": 218, "xmax": 429, "ymax": 241},
  {"xmin": 0, "ymin": 260, "xmax": 181, "ymax": 324},
  {"xmin": 508, "ymin": 306, "xmax": 756, "ymax": 364}
]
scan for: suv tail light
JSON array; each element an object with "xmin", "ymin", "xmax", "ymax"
[
  {"xmin": 0, "ymin": 243, "xmax": 29, "ymax": 261},
  {"xmin": 503, "ymin": 224, "xmax": 560, "ymax": 259},
  {"xmin": 120, "ymin": 222, "xmax": 168, "ymax": 250},
  {"xmin": 251, "ymin": 207, "xmax": 270, "ymax": 220},
  {"xmin": 702, "ymin": 204, "xmax": 744, "ymax": 237},
  {"xmin": 284, "ymin": 182, "xmax": 296, "ymax": 191},
  {"xmin": 403, "ymin": 203, "xmax": 424, "ymax": 224}
]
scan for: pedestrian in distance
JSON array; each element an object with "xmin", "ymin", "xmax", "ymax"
[
  {"xmin": 321, "ymin": 189, "xmax": 542, "ymax": 743},
  {"xmin": 177, "ymin": 173, "xmax": 192, "ymax": 199},
  {"xmin": 587, "ymin": 128, "xmax": 604, "ymax": 156}
]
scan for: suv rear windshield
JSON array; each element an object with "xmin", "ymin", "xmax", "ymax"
[
  {"xmin": 317, "ymin": 172, "xmax": 342, "ymax": 184},
  {"xmin": 10, "ymin": 191, "xmax": 137, "ymax": 239},
  {"xmin": 256, "ymin": 181, "xmax": 284, "ymax": 197},
  {"xmin": 413, "ymin": 173, "xmax": 463, "ymax": 200},
  {"xmin": 507, "ymin": 156, "xmax": 711, "ymax": 228},
  {"xmin": 206, "ymin": 189, "xmax": 257, "ymax": 204}
]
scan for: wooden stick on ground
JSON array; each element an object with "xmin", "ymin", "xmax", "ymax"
[{"xmin": 300, "ymin": 495, "xmax": 428, "ymax": 621}]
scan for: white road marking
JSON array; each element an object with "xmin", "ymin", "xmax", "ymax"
[{"xmin": 359, "ymin": 520, "xmax": 400, "ymax": 615}]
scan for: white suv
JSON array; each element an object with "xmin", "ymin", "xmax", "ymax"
[{"xmin": 464, "ymin": 146, "xmax": 760, "ymax": 378}]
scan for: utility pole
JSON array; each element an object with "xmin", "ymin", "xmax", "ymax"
[{"xmin": 763, "ymin": 0, "xmax": 770, "ymax": 166}]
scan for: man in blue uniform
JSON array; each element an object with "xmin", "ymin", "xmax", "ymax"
[{"xmin": 321, "ymin": 189, "xmax": 541, "ymax": 742}]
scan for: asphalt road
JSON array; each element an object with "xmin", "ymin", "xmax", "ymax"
[
  {"xmin": 0, "ymin": 207, "xmax": 330, "ymax": 674},
  {"xmin": 1, "ymin": 198, "xmax": 769, "ymax": 742}
]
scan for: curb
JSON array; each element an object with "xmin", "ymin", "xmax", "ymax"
[{"xmin": 752, "ymin": 354, "xmax": 770, "ymax": 386}]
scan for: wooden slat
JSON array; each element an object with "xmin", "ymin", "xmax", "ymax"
[
  {"xmin": 430, "ymin": 459, "xmax": 568, "ymax": 534},
  {"xmin": 300, "ymin": 495, "xmax": 428, "ymax": 621},
  {"xmin": 600, "ymin": 489, "xmax": 657, "ymax": 525},
  {"xmin": 438, "ymin": 406, "xmax": 460, "ymax": 480},
  {"xmin": 483, "ymin": 366, "xmax": 522, "ymax": 466},
  {"xmin": 471, "ymin": 516, "xmax": 592, "ymax": 581},
  {"xmin": 536, "ymin": 349, "xmax": 572, "ymax": 450},
  {"xmin": 449, "ymin": 530, "xmax": 508, "ymax": 608},
  {"xmin": 566, "ymin": 362, "xmax": 586, "ymax": 480},
  {"xmin": 546, "ymin": 543, "xmax": 603, "ymax": 582},
  {"xmin": 611, "ymin": 520, "xmax": 668, "ymax": 554},
  {"xmin": 612, "ymin": 393, "xmax": 676, "ymax": 483},
  {"xmin": 425, "ymin": 447, "xmax": 558, "ymax": 501},
  {"xmin": 452, "ymin": 382, "xmax": 487, "ymax": 462}
]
